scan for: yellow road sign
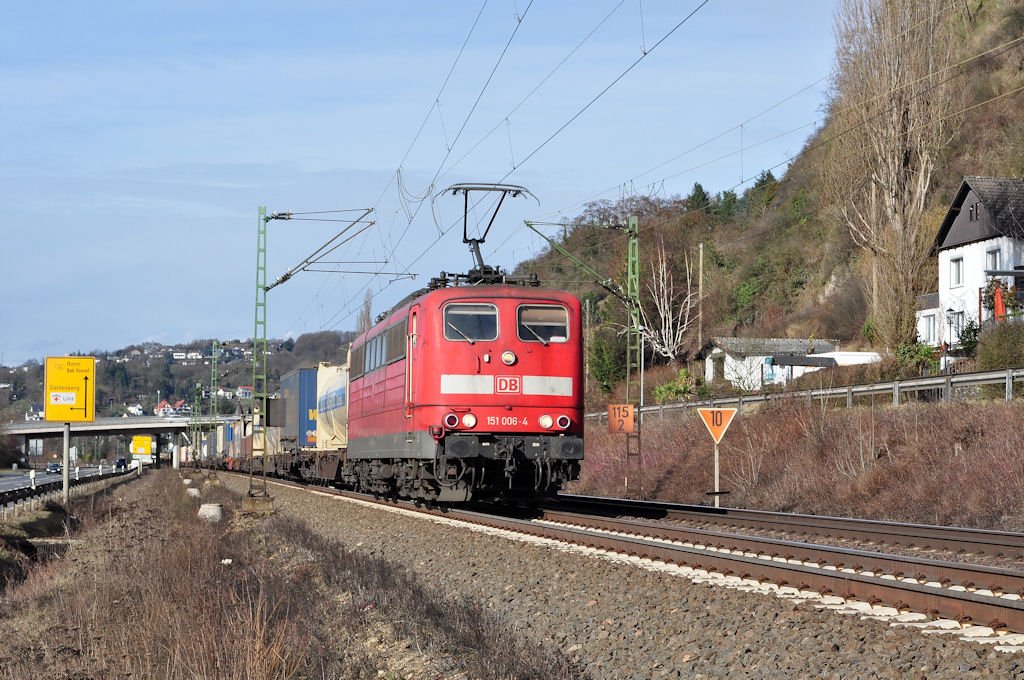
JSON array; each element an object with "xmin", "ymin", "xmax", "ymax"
[
  {"xmin": 44, "ymin": 356, "xmax": 96, "ymax": 422},
  {"xmin": 131, "ymin": 435, "xmax": 154, "ymax": 456}
]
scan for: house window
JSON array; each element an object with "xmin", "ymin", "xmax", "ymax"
[
  {"xmin": 950, "ymin": 257, "xmax": 963, "ymax": 287},
  {"xmin": 986, "ymin": 249, "xmax": 1000, "ymax": 273},
  {"xmin": 922, "ymin": 314, "xmax": 936, "ymax": 344},
  {"xmin": 953, "ymin": 311, "xmax": 965, "ymax": 339}
]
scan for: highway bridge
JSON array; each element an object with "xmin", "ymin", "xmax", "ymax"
[
  {"xmin": 4, "ymin": 415, "xmax": 241, "ymax": 439},
  {"xmin": 2, "ymin": 415, "xmax": 243, "ymax": 466}
]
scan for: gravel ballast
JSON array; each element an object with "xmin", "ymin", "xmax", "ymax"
[{"xmin": 223, "ymin": 476, "xmax": 1024, "ymax": 678}]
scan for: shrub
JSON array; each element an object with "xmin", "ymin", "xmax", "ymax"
[
  {"xmin": 895, "ymin": 342, "xmax": 939, "ymax": 374},
  {"xmin": 976, "ymin": 323, "xmax": 1024, "ymax": 370},
  {"xmin": 653, "ymin": 368, "xmax": 697, "ymax": 404},
  {"xmin": 957, "ymin": 318, "xmax": 981, "ymax": 356},
  {"xmin": 977, "ymin": 323, "xmax": 1024, "ymax": 398}
]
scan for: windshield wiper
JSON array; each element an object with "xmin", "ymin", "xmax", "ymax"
[
  {"xmin": 521, "ymin": 323, "xmax": 548, "ymax": 346},
  {"xmin": 447, "ymin": 321, "xmax": 475, "ymax": 345}
]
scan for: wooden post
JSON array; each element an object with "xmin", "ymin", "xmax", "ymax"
[{"xmin": 713, "ymin": 440, "xmax": 720, "ymax": 509}]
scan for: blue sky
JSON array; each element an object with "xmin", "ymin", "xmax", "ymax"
[{"xmin": 0, "ymin": 1, "xmax": 837, "ymax": 366}]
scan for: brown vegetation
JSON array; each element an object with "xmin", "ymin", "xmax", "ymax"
[
  {"xmin": 0, "ymin": 470, "xmax": 579, "ymax": 679},
  {"xmin": 576, "ymin": 399, "xmax": 1024, "ymax": 531}
]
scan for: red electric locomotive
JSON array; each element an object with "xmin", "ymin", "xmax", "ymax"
[
  {"xmin": 342, "ymin": 184, "xmax": 584, "ymax": 502},
  {"xmin": 344, "ymin": 280, "xmax": 584, "ymax": 501}
]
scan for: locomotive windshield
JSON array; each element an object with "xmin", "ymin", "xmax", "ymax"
[
  {"xmin": 517, "ymin": 305, "xmax": 568, "ymax": 343},
  {"xmin": 444, "ymin": 303, "xmax": 498, "ymax": 342}
]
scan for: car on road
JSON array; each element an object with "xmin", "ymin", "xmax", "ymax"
[
  {"xmin": 114, "ymin": 457, "xmax": 128, "ymax": 472},
  {"xmin": 45, "ymin": 462, "xmax": 62, "ymax": 474}
]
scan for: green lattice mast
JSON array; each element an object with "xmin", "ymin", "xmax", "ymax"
[{"xmin": 250, "ymin": 207, "xmax": 269, "ymax": 498}]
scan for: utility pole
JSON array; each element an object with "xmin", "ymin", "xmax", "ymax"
[
  {"xmin": 698, "ymin": 242, "xmax": 704, "ymax": 348},
  {"xmin": 623, "ymin": 216, "xmax": 642, "ymax": 498},
  {"xmin": 247, "ymin": 207, "xmax": 273, "ymax": 512},
  {"xmin": 207, "ymin": 340, "xmax": 219, "ymax": 479}
]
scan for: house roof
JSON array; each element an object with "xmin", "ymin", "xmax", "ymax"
[
  {"xmin": 932, "ymin": 176, "xmax": 1024, "ymax": 253},
  {"xmin": 916, "ymin": 292, "xmax": 939, "ymax": 311},
  {"xmin": 770, "ymin": 355, "xmax": 839, "ymax": 368},
  {"xmin": 702, "ymin": 337, "xmax": 836, "ymax": 359}
]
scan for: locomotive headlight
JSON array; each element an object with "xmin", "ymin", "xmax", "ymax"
[
  {"xmin": 461, "ymin": 413, "xmax": 477, "ymax": 428},
  {"xmin": 556, "ymin": 415, "xmax": 571, "ymax": 430},
  {"xmin": 443, "ymin": 413, "xmax": 460, "ymax": 429},
  {"xmin": 539, "ymin": 414, "xmax": 554, "ymax": 429},
  {"xmin": 501, "ymin": 350, "xmax": 517, "ymax": 366}
]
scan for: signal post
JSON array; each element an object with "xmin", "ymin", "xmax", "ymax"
[
  {"xmin": 697, "ymin": 407, "xmax": 737, "ymax": 508},
  {"xmin": 608, "ymin": 404, "xmax": 642, "ymax": 497}
]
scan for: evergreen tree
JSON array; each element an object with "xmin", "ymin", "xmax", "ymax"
[{"xmin": 686, "ymin": 182, "xmax": 710, "ymax": 212}]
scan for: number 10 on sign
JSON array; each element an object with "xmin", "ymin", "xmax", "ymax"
[{"xmin": 697, "ymin": 408, "xmax": 737, "ymax": 508}]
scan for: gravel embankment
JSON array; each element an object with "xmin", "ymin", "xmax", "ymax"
[{"xmin": 222, "ymin": 476, "xmax": 1024, "ymax": 679}]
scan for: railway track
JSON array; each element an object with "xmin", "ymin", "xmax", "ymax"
[
  {"xmin": 549, "ymin": 493, "xmax": 1024, "ymax": 559},
  {"xmin": 223, "ymin": 473, "xmax": 1024, "ymax": 636}
]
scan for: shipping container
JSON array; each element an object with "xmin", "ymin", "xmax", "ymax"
[
  {"xmin": 316, "ymin": 362, "xmax": 349, "ymax": 450},
  {"xmin": 279, "ymin": 367, "xmax": 318, "ymax": 449}
]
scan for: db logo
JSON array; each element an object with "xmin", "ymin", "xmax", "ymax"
[{"xmin": 495, "ymin": 376, "xmax": 522, "ymax": 394}]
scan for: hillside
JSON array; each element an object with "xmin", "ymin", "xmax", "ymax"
[
  {"xmin": 0, "ymin": 330, "xmax": 355, "ymax": 424},
  {"xmin": 514, "ymin": 1, "xmax": 1024, "ymax": 400}
]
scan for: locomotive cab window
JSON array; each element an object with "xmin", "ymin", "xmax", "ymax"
[
  {"xmin": 444, "ymin": 303, "xmax": 498, "ymax": 343},
  {"xmin": 517, "ymin": 305, "xmax": 568, "ymax": 343}
]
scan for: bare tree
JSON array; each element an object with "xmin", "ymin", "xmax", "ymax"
[
  {"xmin": 357, "ymin": 289, "xmax": 373, "ymax": 334},
  {"xmin": 638, "ymin": 238, "xmax": 697, "ymax": 364},
  {"xmin": 821, "ymin": 0, "xmax": 962, "ymax": 348}
]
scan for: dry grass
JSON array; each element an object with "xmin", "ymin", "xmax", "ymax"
[
  {"xmin": 0, "ymin": 470, "xmax": 582, "ymax": 679},
  {"xmin": 576, "ymin": 399, "xmax": 1024, "ymax": 531}
]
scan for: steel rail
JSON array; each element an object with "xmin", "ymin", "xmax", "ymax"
[
  {"xmin": 540, "ymin": 510, "xmax": 1024, "ymax": 595},
  {"xmin": 449, "ymin": 507, "xmax": 1024, "ymax": 633},
  {"xmin": 553, "ymin": 494, "xmax": 1024, "ymax": 558}
]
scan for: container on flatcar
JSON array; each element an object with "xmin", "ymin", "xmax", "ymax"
[
  {"xmin": 279, "ymin": 367, "xmax": 318, "ymax": 449},
  {"xmin": 316, "ymin": 362, "xmax": 349, "ymax": 450}
]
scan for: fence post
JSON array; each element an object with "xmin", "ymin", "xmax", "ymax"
[
  {"xmin": 846, "ymin": 386, "xmax": 853, "ymax": 409},
  {"xmin": 945, "ymin": 374, "xmax": 952, "ymax": 403},
  {"xmin": 737, "ymin": 396, "xmax": 743, "ymax": 413},
  {"xmin": 892, "ymin": 380, "xmax": 900, "ymax": 406},
  {"xmin": 1006, "ymin": 368, "xmax": 1013, "ymax": 402}
]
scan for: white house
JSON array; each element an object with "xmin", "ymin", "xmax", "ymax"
[
  {"xmin": 701, "ymin": 338, "xmax": 881, "ymax": 390},
  {"xmin": 701, "ymin": 337, "xmax": 838, "ymax": 390},
  {"xmin": 916, "ymin": 176, "xmax": 1024, "ymax": 347}
]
